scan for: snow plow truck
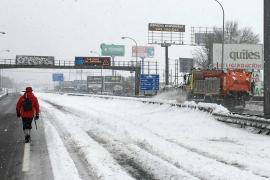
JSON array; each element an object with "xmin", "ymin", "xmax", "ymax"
[{"xmin": 183, "ymin": 69, "xmax": 252, "ymax": 106}]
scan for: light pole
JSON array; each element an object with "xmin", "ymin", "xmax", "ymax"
[
  {"xmin": 90, "ymin": 50, "xmax": 101, "ymax": 56},
  {"xmin": 121, "ymin": 36, "xmax": 138, "ymax": 64},
  {"xmin": 214, "ymin": 0, "xmax": 225, "ymax": 71}
]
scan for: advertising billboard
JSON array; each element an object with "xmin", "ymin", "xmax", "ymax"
[
  {"xmin": 100, "ymin": 43, "xmax": 125, "ymax": 56},
  {"xmin": 213, "ymin": 44, "xmax": 263, "ymax": 70},
  {"xmin": 16, "ymin": 55, "xmax": 54, "ymax": 66},
  {"xmin": 194, "ymin": 33, "xmax": 214, "ymax": 45},
  {"xmin": 132, "ymin": 46, "xmax": 154, "ymax": 58},
  {"xmin": 148, "ymin": 23, "xmax": 185, "ymax": 32}
]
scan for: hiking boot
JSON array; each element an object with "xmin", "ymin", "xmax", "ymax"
[{"xmin": 25, "ymin": 135, "xmax": 31, "ymax": 143}]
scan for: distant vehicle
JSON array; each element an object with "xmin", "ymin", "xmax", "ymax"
[{"xmin": 182, "ymin": 69, "xmax": 252, "ymax": 106}]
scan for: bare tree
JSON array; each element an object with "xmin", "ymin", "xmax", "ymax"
[
  {"xmin": 192, "ymin": 47, "xmax": 209, "ymax": 69},
  {"xmin": 193, "ymin": 21, "xmax": 260, "ymax": 69}
]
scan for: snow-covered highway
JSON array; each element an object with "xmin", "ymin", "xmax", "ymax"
[{"xmin": 37, "ymin": 93, "xmax": 270, "ymax": 180}]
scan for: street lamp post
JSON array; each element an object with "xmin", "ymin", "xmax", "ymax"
[
  {"xmin": 214, "ymin": 0, "xmax": 225, "ymax": 71},
  {"xmin": 90, "ymin": 50, "xmax": 101, "ymax": 56},
  {"xmin": 121, "ymin": 36, "xmax": 138, "ymax": 64}
]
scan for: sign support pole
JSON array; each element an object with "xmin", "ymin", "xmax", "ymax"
[
  {"xmin": 141, "ymin": 57, "xmax": 145, "ymax": 74},
  {"xmin": 135, "ymin": 66, "xmax": 141, "ymax": 96},
  {"xmin": 112, "ymin": 56, "xmax": 115, "ymax": 76},
  {"xmin": 161, "ymin": 43, "xmax": 171, "ymax": 86}
]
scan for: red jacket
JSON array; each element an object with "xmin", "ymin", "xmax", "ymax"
[{"xmin": 16, "ymin": 92, "xmax": 40, "ymax": 118}]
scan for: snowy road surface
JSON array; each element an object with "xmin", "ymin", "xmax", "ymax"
[{"xmin": 34, "ymin": 93, "xmax": 270, "ymax": 180}]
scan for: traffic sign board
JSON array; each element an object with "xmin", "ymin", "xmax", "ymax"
[
  {"xmin": 140, "ymin": 74, "xmax": 159, "ymax": 91},
  {"xmin": 52, "ymin": 73, "xmax": 64, "ymax": 82},
  {"xmin": 100, "ymin": 43, "xmax": 125, "ymax": 56}
]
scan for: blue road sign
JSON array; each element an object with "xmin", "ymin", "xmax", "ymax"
[
  {"xmin": 52, "ymin": 73, "xmax": 64, "ymax": 82},
  {"xmin": 140, "ymin": 74, "xmax": 159, "ymax": 91}
]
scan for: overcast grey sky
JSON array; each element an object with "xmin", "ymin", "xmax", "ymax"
[{"xmin": 0, "ymin": 0, "xmax": 264, "ymax": 84}]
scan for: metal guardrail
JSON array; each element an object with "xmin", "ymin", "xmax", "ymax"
[{"xmin": 213, "ymin": 112, "xmax": 270, "ymax": 130}]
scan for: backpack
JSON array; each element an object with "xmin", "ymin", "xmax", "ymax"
[{"xmin": 23, "ymin": 95, "xmax": 33, "ymax": 112}]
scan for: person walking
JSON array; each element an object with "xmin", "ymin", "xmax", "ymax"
[{"xmin": 16, "ymin": 87, "xmax": 40, "ymax": 143}]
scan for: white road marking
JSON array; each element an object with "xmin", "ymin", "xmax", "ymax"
[{"xmin": 22, "ymin": 143, "xmax": 31, "ymax": 172}]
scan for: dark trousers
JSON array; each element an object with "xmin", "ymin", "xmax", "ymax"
[{"xmin": 22, "ymin": 118, "xmax": 33, "ymax": 130}]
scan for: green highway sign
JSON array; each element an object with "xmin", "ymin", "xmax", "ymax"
[
  {"xmin": 100, "ymin": 43, "xmax": 125, "ymax": 56},
  {"xmin": 104, "ymin": 76, "xmax": 122, "ymax": 83}
]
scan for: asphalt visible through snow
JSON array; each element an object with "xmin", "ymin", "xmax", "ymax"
[{"xmin": 0, "ymin": 94, "xmax": 53, "ymax": 180}]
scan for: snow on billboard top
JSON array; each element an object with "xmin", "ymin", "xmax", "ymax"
[
  {"xmin": 212, "ymin": 44, "xmax": 263, "ymax": 70},
  {"xmin": 16, "ymin": 55, "xmax": 54, "ymax": 66}
]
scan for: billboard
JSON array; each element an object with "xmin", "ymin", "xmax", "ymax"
[
  {"xmin": 100, "ymin": 43, "xmax": 125, "ymax": 56},
  {"xmin": 179, "ymin": 58, "xmax": 194, "ymax": 73},
  {"xmin": 87, "ymin": 76, "xmax": 103, "ymax": 92},
  {"xmin": 132, "ymin": 46, "xmax": 154, "ymax": 58},
  {"xmin": 16, "ymin": 55, "xmax": 54, "ymax": 65},
  {"xmin": 75, "ymin": 57, "xmax": 111, "ymax": 66},
  {"xmin": 87, "ymin": 76, "xmax": 103, "ymax": 84},
  {"xmin": 148, "ymin": 23, "xmax": 185, "ymax": 32},
  {"xmin": 194, "ymin": 33, "xmax": 214, "ymax": 45},
  {"xmin": 213, "ymin": 44, "xmax": 263, "ymax": 70}
]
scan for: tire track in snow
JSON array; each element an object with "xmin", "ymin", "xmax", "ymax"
[
  {"xmin": 41, "ymin": 98, "xmax": 268, "ymax": 180},
  {"xmin": 41, "ymin": 100, "xmax": 135, "ymax": 180},
  {"xmin": 77, "ymin": 103, "xmax": 270, "ymax": 178},
  {"xmin": 42, "ymin": 108, "xmax": 94, "ymax": 180},
  {"xmin": 86, "ymin": 129, "xmax": 199, "ymax": 180},
  {"xmin": 44, "ymin": 119, "xmax": 82, "ymax": 180},
  {"xmin": 43, "ymin": 99, "xmax": 198, "ymax": 180}
]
